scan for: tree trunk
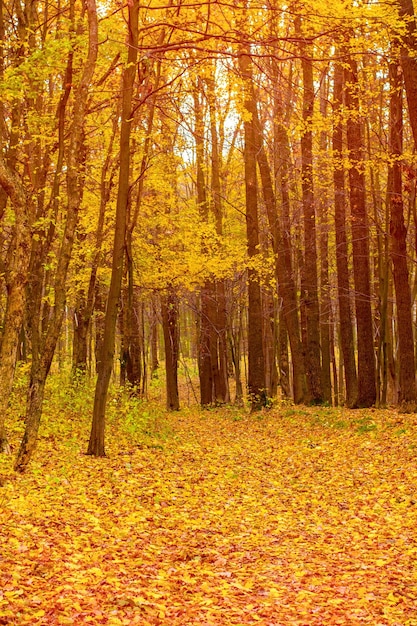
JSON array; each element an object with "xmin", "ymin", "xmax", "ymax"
[
  {"xmin": 15, "ymin": 372, "xmax": 47, "ymax": 471},
  {"xmin": 228, "ymin": 291, "xmax": 244, "ymax": 406},
  {"xmin": 94, "ymin": 281, "xmax": 106, "ymax": 375},
  {"xmin": 298, "ymin": 19, "xmax": 323, "ymax": 404},
  {"xmin": 161, "ymin": 289, "xmax": 180, "ymax": 411},
  {"xmin": 272, "ymin": 71, "xmax": 307, "ymax": 404},
  {"xmin": 150, "ymin": 297, "xmax": 159, "ymax": 378},
  {"xmin": 318, "ymin": 71, "xmax": 332, "ymax": 404},
  {"xmin": 0, "ymin": 161, "xmax": 30, "ymax": 454},
  {"xmin": 71, "ymin": 113, "xmax": 117, "ymax": 379},
  {"xmin": 206, "ymin": 71, "xmax": 230, "ymax": 404},
  {"xmin": 193, "ymin": 82, "xmax": 219, "ymax": 406},
  {"xmin": 397, "ymin": 0, "xmax": 417, "ymax": 147},
  {"xmin": 72, "ymin": 309, "xmax": 89, "ymax": 377},
  {"xmin": 332, "ymin": 59, "xmax": 358, "ymax": 408},
  {"xmin": 126, "ymin": 287, "xmax": 142, "ymax": 392},
  {"xmin": 87, "ymin": 0, "xmax": 139, "ymax": 456},
  {"xmin": 278, "ymin": 310, "xmax": 290, "ymax": 399},
  {"xmin": 263, "ymin": 289, "xmax": 278, "ymax": 398},
  {"xmin": 345, "ymin": 52, "xmax": 376, "ymax": 408},
  {"xmin": 388, "ymin": 59, "xmax": 417, "ymax": 410},
  {"xmin": 238, "ymin": 50, "xmax": 267, "ymax": 410}
]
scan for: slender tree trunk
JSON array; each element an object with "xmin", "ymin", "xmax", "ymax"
[
  {"xmin": 120, "ymin": 241, "xmax": 142, "ymax": 393},
  {"xmin": 263, "ymin": 289, "xmax": 278, "ymax": 398},
  {"xmin": 161, "ymin": 289, "xmax": 180, "ymax": 411},
  {"xmin": 122, "ymin": 52, "xmax": 162, "ymax": 396},
  {"xmin": 87, "ymin": 0, "xmax": 139, "ymax": 456},
  {"xmin": 150, "ymin": 297, "xmax": 159, "ymax": 378},
  {"xmin": 229, "ymin": 290, "xmax": 244, "ymax": 405},
  {"xmin": 388, "ymin": 59, "xmax": 417, "ymax": 410},
  {"xmin": 318, "ymin": 72, "xmax": 332, "ymax": 404},
  {"xmin": 94, "ymin": 281, "xmax": 106, "ymax": 375},
  {"xmin": 206, "ymin": 71, "xmax": 230, "ymax": 403},
  {"xmin": 345, "ymin": 52, "xmax": 376, "ymax": 408},
  {"xmin": 72, "ymin": 114, "xmax": 117, "ymax": 379},
  {"xmin": 193, "ymin": 82, "xmax": 218, "ymax": 406},
  {"xmin": 332, "ymin": 59, "xmax": 358, "ymax": 408},
  {"xmin": 126, "ymin": 287, "xmax": 142, "ymax": 391},
  {"xmin": 366, "ymin": 96, "xmax": 388, "ymax": 407},
  {"xmin": 278, "ymin": 310, "xmax": 290, "ymax": 399}
]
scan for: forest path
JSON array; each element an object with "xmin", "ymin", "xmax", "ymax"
[{"xmin": 1, "ymin": 404, "xmax": 417, "ymax": 624}]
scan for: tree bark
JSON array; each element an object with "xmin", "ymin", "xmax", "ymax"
[
  {"xmin": 150, "ymin": 296, "xmax": 159, "ymax": 378},
  {"xmin": 206, "ymin": 71, "xmax": 230, "ymax": 404},
  {"xmin": 238, "ymin": 49, "xmax": 267, "ymax": 410},
  {"xmin": 332, "ymin": 59, "xmax": 358, "ymax": 408},
  {"xmin": 345, "ymin": 52, "xmax": 376, "ymax": 408},
  {"xmin": 272, "ymin": 65, "xmax": 307, "ymax": 404},
  {"xmin": 397, "ymin": 0, "xmax": 417, "ymax": 147},
  {"xmin": 72, "ymin": 113, "xmax": 117, "ymax": 379},
  {"xmin": 318, "ymin": 71, "xmax": 332, "ymax": 404},
  {"xmin": 161, "ymin": 289, "xmax": 180, "ymax": 411},
  {"xmin": 388, "ymin": 59, "xmax": 417, "ymax": 410},
  {"xmin": 0, "ymin": 161, "xmax": 30, "ymax": 454},
  {"xmin": 87, "ymin": 0, "xmax": 139, "ymax": 456},
  {"xmin": 298, "ymin": 19, "xmax": 323, "ymax": 404},
  {"xmin": 193, "ymin": 81, "xmax": 219, "ymax": 406}
]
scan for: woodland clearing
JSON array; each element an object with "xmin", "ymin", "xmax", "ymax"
[{"xmin": 1, "ymin": 376, "xmax": 417, "ymax": 625}]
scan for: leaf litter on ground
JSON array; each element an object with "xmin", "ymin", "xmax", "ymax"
[{"xmin": 1, "ymin": 400, "xmax": 417, "ymax": 625}]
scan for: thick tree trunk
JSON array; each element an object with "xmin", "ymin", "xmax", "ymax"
[
  {"xmin": 345, "ymin": 53, "xmax": 376, "ymax": 408},
  {"xmin": 273, "ymin": 84, "xmax": 307, "ymax": 403},
  {"xmin": 298, "ymin": 21, "xmax": 323, "ymax": 404},
  {"xmin": 397, "ymin": 0, "xmax": 417, "ymax": 147},
  {"xmin": 14, "ymin": 371, "xmax": 47, "ymax": 472},
  {"xmin": 332, "ymin": 59, "xmax": 358, "ymax": 408},
  {"xmin": 88, "ymin": 0, "xmax": 138, "ymax": 456},
  {"xmin": 72, "ymin": 310, "xmax": 89, "ymax": 377},
  {"xmin": 238, "ymin": 50, "xmax": 267, "ymax": 410},
  {"xmin": 388, "ymin": 60, "xmax": 417, "ymax": 410}
]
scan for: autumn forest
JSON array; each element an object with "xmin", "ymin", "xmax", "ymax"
[{"xmin": 1, "ymin": 0, "xmax": 417, "ymax": 623}]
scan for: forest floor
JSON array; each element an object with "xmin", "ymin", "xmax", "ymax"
[{"xmin": 1, "ymin": 378, "xmax": 417, "ymax": 624}]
